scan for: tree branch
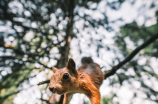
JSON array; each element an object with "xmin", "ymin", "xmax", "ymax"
[
  {"xmin": 38, "ymin": 98, "xmax": 50, "ymax": 104},
  {"xmin": 104, "ymin": 33, "xmax": 158, "ymax": 79},
  {"xmin": 37, "ymin": 33, "xmax": 158, "ymax": 85},
  {"xmin": 0, "ymin": 85, "xmax": 34, "ymax": 103},
  {"xmin": 37, "ymin": 80, "xmax": 50, "ymax": 85}
]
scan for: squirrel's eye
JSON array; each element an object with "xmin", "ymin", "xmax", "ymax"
[{"xmin": 63, "ymin": 73, "xmax": 69, "ymax": 79}]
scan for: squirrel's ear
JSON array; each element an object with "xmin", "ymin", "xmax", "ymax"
[
  {"xmin": 52, "ymin": 67, "xmax": 58, "ymax": 73},
  {"xmin": 66, "ymin": 58, "xmax": 77, "ymax": 75}
]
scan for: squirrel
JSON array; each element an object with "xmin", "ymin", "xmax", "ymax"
[{"xmin": 49, "ymin": 57, "xmax": 104, "ymax": 104}]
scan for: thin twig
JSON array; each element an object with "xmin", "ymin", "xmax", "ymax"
[
  {"xmin": 38, "ymin": 98, "xmax": 50, "ymax": 104},
  {"xmin": 37, "ymin": 80, "xmax": 50, "ymax": 85}
]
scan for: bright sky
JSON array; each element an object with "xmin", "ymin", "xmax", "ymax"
[
  {"xmin": 70, "ymin": 0, "xmax": 158, "ymax": 104},
  {"xmin": 0, "ymin": 0, "xmax": 157, "ymax": 104}
]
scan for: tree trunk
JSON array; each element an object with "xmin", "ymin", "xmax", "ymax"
[{"xmin": 49, "ymin": 0, "xmax": 75, "ymax": 104}]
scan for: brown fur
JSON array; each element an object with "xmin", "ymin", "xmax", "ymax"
[{"xmin": 49, "ymin": 58, "xmax": 104, "ymax": 104}]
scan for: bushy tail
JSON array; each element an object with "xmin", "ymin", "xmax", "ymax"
[{"xmin": 81, "ymin": 57, "xmax": 93, "ymax": 64}]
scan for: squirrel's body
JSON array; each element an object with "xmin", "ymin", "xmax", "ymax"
[
  {"xmin": 49, "ymin": 57, "xmax": 104, "ymax": 104},
  {"xmin": 78, "ymin": 59, "xmax": 104, "ymax": 89}
]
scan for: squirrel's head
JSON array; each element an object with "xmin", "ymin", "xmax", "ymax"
[{"xmin": 49, "ymin": 58, "xmax": 78, "ymax": 94}]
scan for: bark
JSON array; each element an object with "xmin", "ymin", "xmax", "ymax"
[{"xmin": 49, "ymin": 0, "xmax": 75, "ymax": 104}]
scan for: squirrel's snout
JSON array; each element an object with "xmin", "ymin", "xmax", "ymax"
[
  {"xmin": 49, "ymin": 84, "xmax": 62, "ymax": 94},
  {"xmin": 49, "ymin": 87, "xmax": 54, "ymax": 92}
]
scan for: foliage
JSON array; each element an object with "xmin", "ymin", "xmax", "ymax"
[
  {"xmin": 101, "ymin": 93, "xmax": 119, "ymax": 104},
  {"xmin": 112, "ymin": 11, "xmax": 158, "ymax": 103},
  {"xmin": 0, "ymin": 0, "xmax": 158, "ymax": 104}
]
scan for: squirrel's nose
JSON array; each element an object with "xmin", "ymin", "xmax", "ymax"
[{"xmin": 49, "ymin": 87, "xmax": 54, "ymax": 92}]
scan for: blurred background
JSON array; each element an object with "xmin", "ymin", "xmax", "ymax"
[{"xmin": 0, "ymin": 0, "xmax": 158, "ymax": 104}]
